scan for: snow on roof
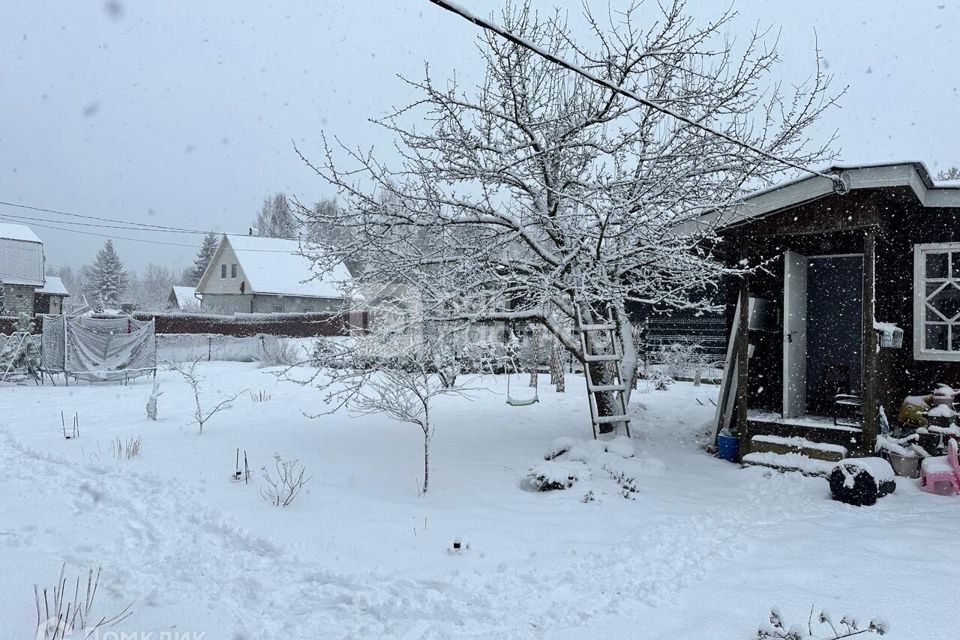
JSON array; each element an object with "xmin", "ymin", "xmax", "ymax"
[
  {"xmin": 36, "ymin": 276, "xmax": 70, "ymax": 296},
  {"xmin": 171, "ymin": 285, "xmax": 199, "ymax": 309},
  {"xmin": 680, "ymin": 161, "xmax": 960, "ymax": 236},
  {"xmin": 0, "ymin": 223, "xmax": 42, "ymax": 244},
  {"xmin": 225, "ymin": 235, "xmax": 351, "ymax": 299}
]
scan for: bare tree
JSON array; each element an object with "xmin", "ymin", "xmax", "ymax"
[
  {"xmin": 170, "ymin": 357, "xmax": 245, "ymax": 434},
  {"xmin": 306, "ymin": 299, "xmax": 472, "ymax": 494},
  {"xmin": 298, "ymin": 0, "xmax": 835, "ymax": 430}
]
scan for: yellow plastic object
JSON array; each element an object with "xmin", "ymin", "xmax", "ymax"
[{"xmin": 899, "ymin": 395, "xmax": 932, "ymax": 428}]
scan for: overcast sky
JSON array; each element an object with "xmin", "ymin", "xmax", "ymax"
[{"xmin": 2, "ymin": 1, "xmax": 958, "ymax": 272}]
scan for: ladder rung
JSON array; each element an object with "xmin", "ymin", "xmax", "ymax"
[
  {"xmin": 594, "ymin": 414, "xmax": 630, "ymax": 424},
  {"xmin": 588, "ymin": 384, "xmax": 626, "ymax": 393},
  {"xmin": 580, "ymin": 323, "xmax": 617, "ymax": 331},
  {"xmin": 583, "ymin": 354, "xmax": 621, "ymax": 362}
]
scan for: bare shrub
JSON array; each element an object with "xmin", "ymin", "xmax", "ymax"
[
  {"xmin": 111, "ymin": 436, "xmax": 142, "ymax": 461},
  {"xmin": 34, "ymin": 564, "xmax": 133, "ymax": 640},
  {"xmin": 249, "ymin": 389, "xmax": 272, "ymax": 403},
  {"xmin": 759, "ymin": 606, "xmax": 888, "ymax": 639},
  {"xmin": 260, "ymin": 454, "xmax": 311, "ymax": 507},
  {"xmin": 257, "ymin": 338, "xmax": 301, "ymax": 368},
  {"xmin": 169, "ymin": 357, "xmax": 245, "ymax": 434}
]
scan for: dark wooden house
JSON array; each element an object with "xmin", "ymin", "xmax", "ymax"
[{"xmin": 698, "ymin": 162, "xmax": 960, "ymax": 471}]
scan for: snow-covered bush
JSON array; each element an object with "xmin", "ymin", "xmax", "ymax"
[
  {"xmin": 543, "ymin": 436, "xmax": 577, "ymax": 461},
  {"xmin": 257, "ymin": 337, "xmax": 301, "ymax": 368},
  {"xmin": 758, "ymin": 606, "xmax": 888, "ymax": 639},
  {"xmin": 0, "ymin": 314, "xmax": 42, "ymax": 383},
  {"xmin": 260, "ymin": 454, "xmax": 311, "ymax": 507},
  {"xmin": 526, "ymin": 461, "xmax": 588, "ymax": 491},
  {"xmin": 34, "ymin": 564, "xmax": 133, "ymax": 640},
  {"xmin": 655, "ymin": 341, "xmax": 717, "ymax": 386}
]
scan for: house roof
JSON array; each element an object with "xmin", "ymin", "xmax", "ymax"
[
  {"xmin": 170, "ymin": 285, "xmax": 199, "ymax": 309},
  {"xmin": 36, "ymin": 276, "xmax": 70, "ymax": 297},
  {"xmin": 0, "ymin": 223, "xmax": 42, "ymax": 244},
  {"xmin": 685, "ymin": 161, "xmax": 960, "ymax": 233},
  {"xmin": 198, "ymin": 234, "xmax": 351, "ymax": 299}
]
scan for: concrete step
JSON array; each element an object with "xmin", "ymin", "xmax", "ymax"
[
  {"xmin": 750, "ymin": 434, "xmax": 848, "ymax": 462},
  {"xmin": 741, "ymin": 451, "xmax": 837, "ymax": 477}
]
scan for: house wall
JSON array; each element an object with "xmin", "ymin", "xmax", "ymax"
[
  {"xmin": 33, "ymin": 294, "xmax": 63, "ymax": 315},
  {"xmin": 200, "ymin": 293, "xmax": 254, "ymax": 314},
  {"xmin": 0, "ymin": 238, "xmax": 44, "ymax": 286},
  {"xmin": 200, "ymin": 292, "xmax": 344, "ymax": 314},
  {"xmin": 200, "ymin": 243, "xmax": 248, "ymax": 295},
  {"xmin": 725, "ymin": 186, "xmax": 960, "ymax": 418},
  {"xmin": 251, "ymin": 295, "xmax": 342, "ymax": 314},
  {"xmin": 1, "ymin": 283, "xmax": 36, "ymax": 316},
  {"xmin": 873, "ymin": 187, "xmax": 960, "ymax": 410}
]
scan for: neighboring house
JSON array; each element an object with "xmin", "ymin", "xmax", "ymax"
[
  {"xmin": 194, "ymin": 232, "xmax": 352, "ymax": 314},
  {"xmin": 167, "ymin": 285, "xmax": 200, "ymax": 312},
  {"xmin": 0, "ymin": 223, "xmax": 46, "ymax": 316},
  {"xmin": 34, "ymin": 276, "xmax": 70, "ymax": 315},
  {"xmin": 695, "ymin": 161, "xmax": 960, "ymax": 468}
]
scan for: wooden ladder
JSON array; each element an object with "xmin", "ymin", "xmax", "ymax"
[{"xmin": 576, "ymin": 304, "xmax": 631, "ymax": 439}]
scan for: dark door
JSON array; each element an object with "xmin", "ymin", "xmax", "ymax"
[{"xmin": 806, "ymin": 256, "xmax": 863, "ymax": 414}]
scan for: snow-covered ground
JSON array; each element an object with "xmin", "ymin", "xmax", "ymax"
[{"xmin": 0, "ymin": 363, "xmax": 955, "ymax": 639}]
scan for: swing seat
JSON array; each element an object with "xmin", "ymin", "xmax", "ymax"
[{"xmin": 507, "ymin": 394, "xmax": 539, "ymax": 407}]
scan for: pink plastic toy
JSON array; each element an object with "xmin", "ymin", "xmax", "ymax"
[{"xmin": 919, "ymin": 437, "xmax": 960, "ymax": 495}]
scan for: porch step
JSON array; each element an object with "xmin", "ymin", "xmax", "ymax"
[
  {"xmin": 750, "ymin": 434, "xmax": 848, "ymax": 462},
  {"xmin": 741, "ymin": 451, "xmax": 837, "ymax": 477}
]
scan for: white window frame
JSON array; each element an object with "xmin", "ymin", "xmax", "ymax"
[{"xmin": 914, "ymin": 242, "xmax": 960, "ymax": 361}]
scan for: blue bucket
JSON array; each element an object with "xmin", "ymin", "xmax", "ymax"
[{"xmin": 716, "ymin": 432, "xmax": 739, "ymax": 462}]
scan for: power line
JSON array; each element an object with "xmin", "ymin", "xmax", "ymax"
[
  {"xmin": 0, "ymin": 210, "xmax": 210, "ymax": 235},
  {"xmin": 0, "ymin": 199, "xmax": 213, "ymax": 234},
  {"xmin": 425, "ymin": 0, "xmax": 848, "ymax": 194},
  {"xmin": 0, "ymin": 214, "xmax": 201, "ymax": 248},
  {"xmin": 0, "ymin": 214, "xmax": 316, "ymax": 253}
]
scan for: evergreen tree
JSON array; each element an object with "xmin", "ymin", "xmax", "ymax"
[
  {"xmin": 189, "ymin": 232, "xmax": 220, "ymax": 284},
  {"xmin": 254, "ymin": 192, "xmax": 297, "ymax": 238},
  {"xmin": 90, "ymin": 239, "xmax": 128, "ymax": 307}
]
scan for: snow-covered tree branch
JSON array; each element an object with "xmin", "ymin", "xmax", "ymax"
[{"xmin": 297, "ymin": 0, "xmax": 837, "ymax": 426}]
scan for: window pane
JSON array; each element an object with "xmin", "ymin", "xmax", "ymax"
[
  {"xmin": 927, "ymin": 304, "xmax": 946, "ymax": 321},
  {"xmin": 928, "ymin": 283, "xmax": 960, "ymax": 321},
  {"xmin": 927, "ymin": 281, "xmax": 947, "ymax": 299},
  {"xmin": 926, "ymin": 323, "xmax": 948, "ymax": 351},
  {"xmin": 927, "ymin": 252, "xmax": 949, "ymax": 279},
  {"xmin": 220, "ymin": 264, "xmax": 227, "ymax": 278},
  {"xmin": 952, "ymin": 326, "xmax": 960, "ymax": 352}
]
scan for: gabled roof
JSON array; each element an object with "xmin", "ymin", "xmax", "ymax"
[
  {"xmin": 197, "ymin": 234, "xmax": 351, "ymax": 299},
  {"xmin": 36, "ymin": 276, "xmax": 70, "ymax": 297},
  {"xmin": 0, "ymin": 223, "xmax": 42, "ymax": 244},
  {"xmin": 170, "ymin": 285, "xmax": 199, "ymax": 309},
  {"xmin": 687, "ymin": 161, "xmax": 960, "ymax": 233}
]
